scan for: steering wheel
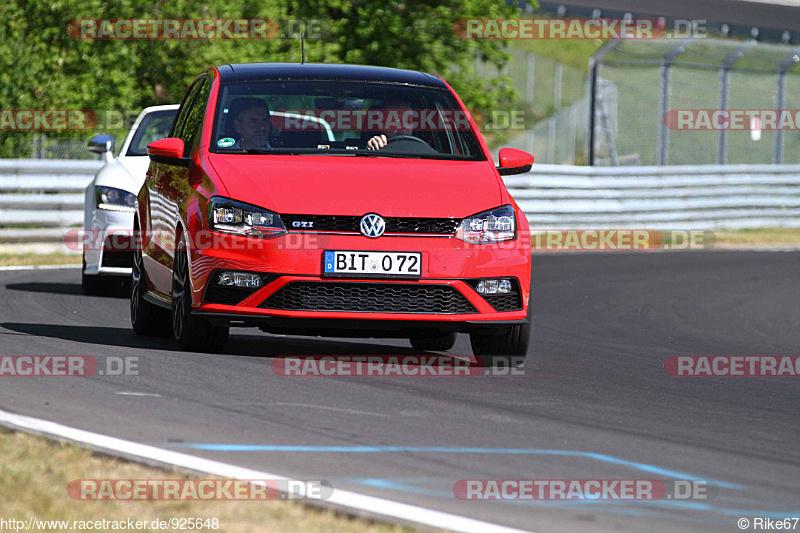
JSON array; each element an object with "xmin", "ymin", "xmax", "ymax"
[{"xmin": 386, "ymin": 135, "xmax": 430, "ymax": 146}]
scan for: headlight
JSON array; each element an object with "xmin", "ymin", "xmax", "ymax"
[
  {"xmin": 456, "ymin": 205, "xmax": 516, "ymax": 244},
  {"xmin": 208, "ymin": 197, "xmax": 287, "ymax": 239},
  {"xmin": 96, "ymin": 186, "xmax": 136, "ymax": 212}
]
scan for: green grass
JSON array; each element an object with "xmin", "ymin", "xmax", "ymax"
[
  {"xmin": 0, "ymin": 428, "xmax": 413, "ymax": 533},
  {"xmin": 712, "ymin": 227, "xmax": 800, "ymax": 247},
  {"xmin": 508, "ymin": 38, "xmax": 602, "ymax": 74},
  {"xmin": 0, "ymin": 253, "xmax": 82, "ymax": 266}
]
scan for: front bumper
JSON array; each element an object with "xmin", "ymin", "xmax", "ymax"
[
  {"xmin": 84, "ymin": 208, "xmax": 134, "ymax": 276},
  {"xmin": 186, "ymin": 231, "xmax": 531, "ymax": 332}
]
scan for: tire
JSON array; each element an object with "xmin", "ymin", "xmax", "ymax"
[
  {"xmin": 130, "ymin": 245, "xmax": 170, "ymax": 336},
  {"xmin": 409, "ymin": 332, "xmax": 457, "ymax": 352},
  {"xmin": 470, "ymin": 305, "xmax": 531, "ymax": 368},
  {"xmin": 172, "ymin": 235, "xmax": 229, "ymax": 352},
  {"xmin": 81, "ymin": 255, "xmax": 107, "ymax": 296}
]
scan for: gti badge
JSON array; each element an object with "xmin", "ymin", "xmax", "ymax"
[
  {"xmin": 360, "ymin": 213, "xmax": 386, "ymax": 238},
  {"xmin": 292, "ymin": 220, "xmax": 314, "ymax": 228}
]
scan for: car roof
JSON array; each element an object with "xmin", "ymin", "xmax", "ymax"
[
  {"xmin": 140, "ymin": 104, "xmax": 180, "ymax": 113},
  {"xmin": 215, "ymin": 63, "xmax": 447, "ymax": 88}
]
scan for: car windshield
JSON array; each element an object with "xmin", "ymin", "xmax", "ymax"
[
  {"xmin": 210, "ymin": 80, "xmax": 485, "ymax": 160},
  {"xmin": 126, "ymin": 109, "xmax": 178, "ymax": 156}
]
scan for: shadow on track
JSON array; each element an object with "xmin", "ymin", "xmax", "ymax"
[
  {"xmin": 5, "ymin": 282, "xmax": 85, "ymax": 296},
  {"xmin": 0, "ymin": 322, "xmax": 168, "ymax": 350},
  {"xmin": 0, "ymin": 321, "xmax": 428, "ymax": 358},
  {"xmin": 6, "ymin": 281, "xmax": 129, "ymax": 298}
]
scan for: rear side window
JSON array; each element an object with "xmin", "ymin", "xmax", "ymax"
[
  {"xmin": 170, "ymin": 81, "xmax": 203, "ymax": 139},
  {"xmin": 178, "ymin": 78, "xmax": 211, "ymax": 156}
]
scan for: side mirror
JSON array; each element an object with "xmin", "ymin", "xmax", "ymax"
[
  {"xmin": 88, "ymin": 134, "xmax": 114, "ymax": 162},
  {"xmin": 497, "ymin": 148, "xmax": 534, "ymax": 176},
  {"xmin": 147, "ymin": 137, "xmax": 191, "ymax": 167}
]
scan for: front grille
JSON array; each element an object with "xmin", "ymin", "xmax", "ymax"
[
  {"xmin": 259, "ymin": 281, "xmax": 477, "ymax": 314},
  {"xmin": 101, "ymin": 235, "xmax": 133, "ymax": 268},
  {"xmin": 484, "ymin": 293, "xmax": 522, "ymax": 312},
  {"xmin": 282, "ymin": 214, "xmax": 459, "ymax": 235},
  {"xmin": 101, "ymin": 250, "xmax": 132, "ymax": 268},
  {"xmin": 464, "ymin": 277, "xmax": 523, "ymax": 312}
]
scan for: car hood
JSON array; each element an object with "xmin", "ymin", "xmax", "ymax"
[
  {"xmin": 207, "ymin": 154, "xmax": 503, "ymax": 217},
  {"xmin": 94, "ymin": 155, "xmax": 151, "ymax": 192}
]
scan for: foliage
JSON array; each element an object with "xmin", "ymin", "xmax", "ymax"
[{"xmin": 0, "ymin": 0, "xmax": 520, "ymax": 157}]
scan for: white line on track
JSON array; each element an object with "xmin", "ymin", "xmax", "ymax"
[
  {"xmin": 0, "ymin": 409, "xmax": 532, "ymax": 533},
  {"xmin": 271, "ymin": 403, "xmax": 389, "ymax": 417}
]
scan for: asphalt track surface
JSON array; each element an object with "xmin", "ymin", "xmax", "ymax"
[{"xmin": 0, "ymin": 251, "xmax": 798, "ymax": 532}]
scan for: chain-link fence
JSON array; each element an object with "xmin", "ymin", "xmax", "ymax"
[
  {"xmin": 589, "ymin": 38, "xmax": 800, "ymax": 166},
  {"xmin": 480, "ymin": 50, "xmax": 588, "ymax": 164},
  {"xmin": 29, "ymin": 134, "xmax": 98, "ymax": 160}
]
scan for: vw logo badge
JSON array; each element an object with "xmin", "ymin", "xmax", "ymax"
[{"xmin": 360, "ymin": 213, "xmax": 386, "ymax": 238}]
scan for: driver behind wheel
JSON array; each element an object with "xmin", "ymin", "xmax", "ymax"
[{"xmin": 366, "ymin": 100, "xmax": 434, "ymax": 153}]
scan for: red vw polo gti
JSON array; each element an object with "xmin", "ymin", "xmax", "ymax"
[{"xmin": 132, "ymin": 63, "xmax": 533, "ymax": 366}]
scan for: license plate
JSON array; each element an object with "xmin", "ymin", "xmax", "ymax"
[{"xmin": 323, "ymin": 251, "xmax": 422, "ymax": 278}]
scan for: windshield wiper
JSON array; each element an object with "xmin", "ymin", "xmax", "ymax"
[
  {"xmin": 216, "ymin": 148, "xmax": 304, "ymax": 155},
  {"xmin": 351, "ymin": 151, "xmax": 422, "ymax": 159}
]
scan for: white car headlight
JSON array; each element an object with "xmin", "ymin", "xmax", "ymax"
[
  {"xmin": 456, "ymin": 205, "xmax": 516, "ymax": 244},
  {"xmin": 209, "ymin": 197, "xmax": 287, "ymax": 239},
  {"xmin": 96, "ymin": 186, "xmax": 136, "ymax": 212}
]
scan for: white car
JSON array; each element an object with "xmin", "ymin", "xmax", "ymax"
[{"xmin": 82, "ymin": 105, "xmax": 178, "ymax": 295}]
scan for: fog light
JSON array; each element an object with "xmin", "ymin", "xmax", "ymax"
[
  {"xmin": 476, "ymin": 278, "xmax": 512, "ymax": 295},
  {"xmin": 217, "ymin": 271, "xmax": 262, "ymax": 289}
]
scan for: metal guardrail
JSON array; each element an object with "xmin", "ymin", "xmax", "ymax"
[
  {"xmin": 0, "ymin": 160, "xmax": 799, "ymax": 247},
  {"xmin": 506, "ymin": 164, "xmax": 800, "ymax": 229},
  {"xmin": 0, "ymin": 160, "xmax": 100, "ymax": 245}
]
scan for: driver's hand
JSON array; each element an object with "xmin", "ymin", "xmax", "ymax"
[{"xmin": 367, "ymin": 134, "xmax": 387, "ymax": 150}]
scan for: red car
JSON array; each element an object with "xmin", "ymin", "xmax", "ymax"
[{"xmin": 132, "ymin": 63, "xmax": 533, "ymax": 366}]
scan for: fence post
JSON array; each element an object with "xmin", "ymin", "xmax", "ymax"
[
  {"xmin": 554, "ymin": 63, "xmax": 563, "ymax": 110},
  {"xmin": 31, "ymin": 133, "xmax": 45, "ymax": 159},
  {"xmin": 526, "ymin": 53, "xmax": 535, "ymax": 107},
  {"xmin": 547, "ymin": 117, "xmax": 556, "ymax": 163},
  {"xmin": 588, "ymin": 40, "xmax": 617, "ymax": 166},
  {"xmin": 718, "ymin": 41, "xmax": 754, "ymax": 165},
  {"xmin": 658, "ymin": 40, "xmax": 690, "ymax": 166},
  {"xmin": 774, "ymin": 51, "xmax": 799, "ymax": 164}
]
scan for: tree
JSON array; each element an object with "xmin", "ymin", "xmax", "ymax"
[
  {"xmin": 0, "ymin": 0, "xmax": 520, "ymax": 157},
  {"xmin": 288, "ymin": 0, "xmax": 520, "ymax": 112}
]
